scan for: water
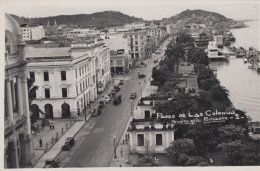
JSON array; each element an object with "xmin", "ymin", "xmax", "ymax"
[{"xmin": 210, "ymin": 20, "xmax": 260, "ymax": 121}]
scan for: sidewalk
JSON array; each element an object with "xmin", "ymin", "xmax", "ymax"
[{"xmin": 32, "ymin": 81, "xmax": 115, "ymax": 168}]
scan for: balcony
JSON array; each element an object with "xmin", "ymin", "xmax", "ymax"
[{"xmin": 128, "ymin": 118, "xmax": 175, "ymax": 132}]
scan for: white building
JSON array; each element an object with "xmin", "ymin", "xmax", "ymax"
[
  {"xmin": 124, "ymin": 22, "xmax": 146, "ymax": 30},
  {"xmin": 25, "ymin": 41, "xmax": 110, "ymax": 119},
  {"xmin": 20, "ymin": 24, "xmax": 45, "ymax": 41},
  {"xmin": 128, "ymin": 95, "xmax": 175, "ymax": 153},
  {"xmin": 5, "ymin": 14, "xmax": 33, "ymax": 168}
]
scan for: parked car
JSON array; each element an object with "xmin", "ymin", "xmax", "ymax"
[
  {"xmin": 119, "ymin": 79, "xmax": 124, "ymax": 85},
  {"xmin": 99, "ymin": 100, "xmax": 106, "ymax": 108},
  {"xmin": 44, "ymin": 158, "xmax": 60, "ymax": 168},
  {"xmin": 115, "ymin": 86, "xmax": 120, "ymax": 92},
  {"xmin": 113, "ymin": 94, "xmax": 122, "ymax": 105},
  {"xmin": 111, "ymin": 89, "xmax": 116, "ymax": 96},
  {"xmin": 62, "ymin": 137, "xmax": 75, "ymax": 150},
  {"xmin": 141, "ymin": 61, "xmax": 146, "ymax": 65},
  {"xmin": 130, "ymin": 92, "xmax": 137, "ymax": 99},
  {"xmin": 138, "ymin": 73, "xmax": 146, "ymax": 78},
  {"xmin": 104, "ymin": 95, "xmax": 111, "ymax": 103},
  {"xmin": 154, "ymin": 59, "xmax": 158, "ymax": 63},
  {"xmin": 91, "ymin": 107, "xmax": 102, "ymax": 117}
]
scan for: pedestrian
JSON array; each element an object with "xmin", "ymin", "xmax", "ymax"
[
  {"xmin": 125, "ymin": 137, "xmax": 128, "ymax": 144},
  {"xmin": 127, "ymin": 133, "xmax": 130, "ymax": 140},
  {"xmin": 41, "ymin": 122, "xmax": 45, "ymax": 130},
  {"xmin": 39, "ymin": 138, "xmax": 42, "ymax": 147},
  {"xmin": 52, "ymin": 125, "xmax": 55, "ymax": 130},
  {"xmin": 49, "ymin": 124, "xmax": 52, "ymax": 130},
  {"xmin": 122, "ymin": 140, "xmax": 125, "ymax": 144},
  {"xmin": 120, "ymin": 148, "xmax": 123, "ymax": 157}
]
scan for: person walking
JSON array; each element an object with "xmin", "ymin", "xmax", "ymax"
[
  {"xmin": 120, "ymin": 148, "xmax": 123, "ymax": 157},
  {"xmin": 39, "ymin": 138, "xmax": 43, "ymax": 148}
]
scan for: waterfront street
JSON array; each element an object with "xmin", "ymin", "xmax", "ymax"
[{"xmin": 56, "ymin": 40, "xmax": 169, "ymax": 167}]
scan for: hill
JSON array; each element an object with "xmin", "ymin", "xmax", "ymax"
[
  {"xmin": 163, "ymin": 9, "xmax": 234, "ymax": 26},
  {"xmin": 11, "ymin": 11, "xmax": 144, "ymax": 29}
]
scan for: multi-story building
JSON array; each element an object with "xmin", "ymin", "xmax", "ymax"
[
  {"xmin": 5, "ymin": 13, "xmax": 33, "ymax": 168},
  {"xmin": 20, "ymin": 24, "xmax": 45, "ymax": 41},
  {"xmin": 110, "ymin": 50, "xmax": 132, "ymax": 74},
  {"xmin": 25, "ymin": 40, "xmax": 110, "ymax": 118},
  {"xmin": 127, "ymin": 94, "xmax": 175, "ymax": 153},
  {"xmin": 125, "ymin": 29, "xmax": 147, "ymax": 60},
  {"xmin": 124, "ymin": 22, "xmax": 146, "ymax": 30}
]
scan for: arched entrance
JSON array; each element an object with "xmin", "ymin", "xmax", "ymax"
[
  {"xmin": 6, "ymin": 141, "xmax": 17, "ymax": 168},
  {"xmin": 19, "ymin": 133, "xmax": 26, "ymax": 167},
  {"xmin": 77, "ymin": 101, "xmax": 80, "ymax": 115},
  {"xmin": 61, "ymin": 103, "xmax": 70, "ymax": 118},
  {"xmin": 30, "ymin": 104, "xmax": 40, "ymax": 122},
  {"xmin": 44, "ymin": 104, "xmax": 53, "ymax": 119}
]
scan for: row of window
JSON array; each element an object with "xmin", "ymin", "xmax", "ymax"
[
  {"xmin": 31, "ymin": 87, "xmax": 67, "ymax": 99},
  {"xmin": 29, "ymin": 71, "xmax": 67, "ymax": 81},
  {"xmin": 130, "ymin": 35, "xmax": 139, "ymax": 39},
  {"xmin": 137, "ymin": 134, "xmax": 162, "ymax": 146},
  {"xmin": 131, "ymin": 47, "xmax": 139, "ymax": 51}
]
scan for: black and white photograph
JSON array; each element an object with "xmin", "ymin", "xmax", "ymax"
[{"xmin": 1, "ymin": 0, "xmax": 260, "ymax": 169}]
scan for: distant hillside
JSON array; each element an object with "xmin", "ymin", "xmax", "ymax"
[
  {"xmin": 11, "ymin": 11, "xmax": 144, "ymax": 29},
  {"xmin": 163, "ymin": 9, "xmax": 234, "ymax": 26}
]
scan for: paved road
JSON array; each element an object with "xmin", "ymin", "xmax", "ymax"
[{"xmin": 57, "ymin": 40, "xmax": 169, "ymax": 167}]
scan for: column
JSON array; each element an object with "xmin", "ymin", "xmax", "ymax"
[
  {"xmin": 11, "ymin": 79, "xmax": 16, "ymax": 110},
  {"xmin": 16, "ymin": 76, "xmax": 23, "ymax": 115},
  {"xmin": 6, "ymin": 79, "xmax": 14, "ymax": 123},
  {"xmin": 20, "ymin": 74, "xmax": 31, "ymax": 134}
]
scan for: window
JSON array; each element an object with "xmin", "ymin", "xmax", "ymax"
[
  {"xmin": 135, "ymin": 41, "xmax": 138, "ymax": 45},
  {"xmin": 116, "ymin": 60, "xmax": 122, "ymax": 65},
  {"xmin": 83, "ymin": 81, "xmax": 85, "ymax": 89},
  {"xmin": 131, "ymin": 54, "xmax": 134, "ymax": 59},
  {"xmin": 137, "ymin": 134, "xmax": 144, "ymax": 146},
  {"xmin": 61, "ymin": 71, "xmax": 66, "ymax": 81},
  {"xmin": 135, "ymin": 35, "xmax": 138, "ymax": 39},
  {"xmin": 79, "ymin": 67, "xmax": 81, "ymax": 76},
  {"xmin": 29, "ymin": 72, "xmax": 35, "ymax": 81},
  {"xmin": 43, "ymin": 72, "xmax": 49, "ymax": 81},
  {"xmin": 62, "ymin": 88, "xmax": 67, "ymax": 97},
  {"xmin": 135, "ymin": 53, "xmax": 139, "ymax": 59},
  {"xmin": 135, "ymin": 47, "xmax": 138, "ymax": 51},
  {"xmin": 45, "ymin": 88, "xmax": 50, "ymax": 98},
  {"xmin": 145, "ymin": 110, "xmax": 150, "ymax": 119},
  {"xmin": 156, "ymin": 134, "xmax": 162, "ymax": 145},
  {"xmin": 75, "ymin": 69, "xmax": 77, "ymax": 79},
  {"xmin": 80, "ymin": 83, "xmax": 82, "ymax": 93},
  {"xmin": 76, "ymin": 85, "xmax": 78, "ymax": 95}
]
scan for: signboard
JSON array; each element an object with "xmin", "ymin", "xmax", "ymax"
[
  {"xmin": 157, "ymin": 110, "xmax": 245, "ymax": 125},
  {"xmin": 117, "ymin": 49, "xmax": 125, "ymax": 54}
]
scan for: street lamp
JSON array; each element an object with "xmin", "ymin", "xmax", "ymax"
[
  {"xmin": 113, "ymin": 135, "xmax": 117, "ymax": 158},
  {"xmin": 138, "ymin": 82, "xmax": 142, "ymax": 98},
  {"xmin": 131, "ymin": 99, "xmax": 133, "ymax": 117}
]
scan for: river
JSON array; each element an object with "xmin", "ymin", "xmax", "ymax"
[{"xmin": 210, "ymin": 20, "xmax": 260, "ymax": 121}]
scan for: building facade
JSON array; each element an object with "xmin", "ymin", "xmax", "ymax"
[
  {"xmin": 125, "ymin": 29, "xmax": 147, "ymax": 60},
  {"xmin": 5, "ymin": 14, "xmax": 33, "ymax": 168},
  {"xmin": 128, "ymin": 95, "xmax": 175, "ymax": 153},
  {"xmin": 25, "ymin": 40, "xmax": 110, "ymax": 118},
  {"xmin": 20, "ymin": 24, "xmax": 45, "ymax": 41}
]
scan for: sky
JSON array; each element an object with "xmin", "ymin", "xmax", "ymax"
[{"xmin": 2, "ymin": 0, "xmax": 260, "ymax": 20}]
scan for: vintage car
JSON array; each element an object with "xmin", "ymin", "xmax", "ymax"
[
  {"xmin": 119, "ymin": 79, "xmax": 124, "ymax": 85},
  {"xmin": 138, "ymin": 73, "xmax": 146, "ymax": 78},
  {"xmin": 113, "ymin": 94, "xmax": 122, "ymax": 105},
  {"xmin": 91, "ymin": 107, "xmax": 102, "ymax": 117},
  {"xmin": 62, "ymin": 137, "xmax": 75, "ymax": 150},
  {"xmin": 44, "ymin": 158, "xmax": 60, "ymax": 168},
  {"xmin": 130, "ymin": 92, "xmax": 137, "ymax": 99}
]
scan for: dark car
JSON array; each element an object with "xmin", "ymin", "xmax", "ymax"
[
  {"xmin": 138, "ymin": 73, "xmax": 146, "ymax": 78},
  {"xmin": 44, "ymin": 158, "xmax": 60, "ymax": 168},
  {"xmin": 115, "ymin": 86, "xmax": 120, "ymax": 92},
  {"xmin": 113, "ymin": 94, "xmax": 122, "ymax": 105},
  {"xmin": 119, "ymin": 79, "xmax": 124, "ymax": 85},
  {"xmin": 154, "ymin": 59, "xmax": 158, "ymax": 63},
  {"xmin": 141, "ymin": 61, "xmax": 146, "ymax": 65},
  {"xmin": 91, "ymin": 107, "xmax": 102, "ymax": 117},
  {"xmin": 111, "ymin": 89, "xmax": 116, "ymax": 96},
  {"xmin": 99, "ymin": 100, "xmax": 106, "ymax": 108},
  {"xmin": 62, "ymin": 137, "xmax": 75, "ymax": 150},
  {"xmin": 130, "ymin": 92, "xmax": 137, "ymax": 99}
]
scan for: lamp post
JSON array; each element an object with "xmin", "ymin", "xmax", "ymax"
[
  {"xmin": 113, "ymin": 136, "xmax": 117, "ymax": 158},
  {"xmin": 131, "ymin": 99, "xmax": 133, "ymax": 117}
]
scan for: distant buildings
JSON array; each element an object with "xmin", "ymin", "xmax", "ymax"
[
  {"xmin": 5, "ymin": 13, "xmax": 33, "ymax": 168},
  {"xmin": 45, "ymin": 20, "xmax": 58, "ymax": 36},
  {"xmin": 20, "ymin": 24, "xmax": 45, "ymax": 41}
]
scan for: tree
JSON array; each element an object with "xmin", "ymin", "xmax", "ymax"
[
  {"xmin": 217, "ymin": 140, "xmax": 260, "ymax": 165},
  {"xmin": 200, "ymin": 77, "xmax": 219, "ymax": 91},
  {"xmin": 166, "ymin": 138, "xmax": 197, "ymax": 162},
  {"xmin": 218, "ymin": 124, "xmax": 246, "ymax": 143}
]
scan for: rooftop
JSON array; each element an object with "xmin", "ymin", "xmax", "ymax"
[{"xmin": 25, "ymin": 47, "xmax": 71, "ymax": 58}]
